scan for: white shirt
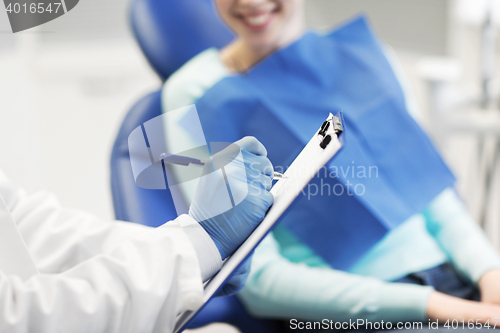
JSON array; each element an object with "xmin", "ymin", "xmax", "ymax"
[{"xmin": 0, "ymin": 169, "xmax": 221, "ymax": 333}]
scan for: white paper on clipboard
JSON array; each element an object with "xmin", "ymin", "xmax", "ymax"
[
  {"xmin": 174, "ymin": 113, "xmax": 344, "ymax": 332},
  {"xmin": 0, "ymin": 195, "xmax": 39, "ymax": 281}
]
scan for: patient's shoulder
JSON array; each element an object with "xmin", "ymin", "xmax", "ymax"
[{"xmin": 162, "ymin": 48, "xmax": 229, "ymax": 112}]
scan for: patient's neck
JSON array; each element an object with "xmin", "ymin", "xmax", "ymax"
[
  {"xmin": 220, "ymin": 41, "xmax": 272, "ymax": 73},
  {"xmin": 220, "ymin": 31, "xmax": 304, "ymax": 73}
]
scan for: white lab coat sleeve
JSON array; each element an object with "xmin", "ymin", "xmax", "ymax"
[
  {"xmin": 0, "ymin": 169, "xmax": 161, "ymax": 273},
  {"xmin": 179, "ymin": 215, "xmax": 223, "ymax": 281},
  {"xmin": 0, "ymin": 216, "xmax": 205, "ymax": 333},
  {"xmin": 0, "ymin": 170, "xmax": 223, "ymax": 332},
  {"xmin": 0, "ymin": 169, "xmax": 222, "ymax": 282}
]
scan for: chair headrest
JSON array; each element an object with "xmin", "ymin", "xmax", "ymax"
[{"xmin": 130, "ymin": 0, "xmax": 234, "ymax": 80}]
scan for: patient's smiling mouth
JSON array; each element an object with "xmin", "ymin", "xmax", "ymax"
[
  {"xmin": 215, "ymin": 0, "xmax": 305, "ymax": 71},
  {"xmin": 234, "ymin": 3, "xmax": 280, "ymax": 32},
  {"xmin": 243, "ymin": 12, "xmax": 271, "ymax": 29}
]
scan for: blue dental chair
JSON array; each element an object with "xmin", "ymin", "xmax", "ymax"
[{"xmin": 110, "ymin": 0, "xmax": 283, "ymax": 332}]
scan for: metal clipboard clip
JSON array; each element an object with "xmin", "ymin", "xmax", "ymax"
[{"xmin": 317, "ymin": 112, "xmax": 344, "ymax": 149}]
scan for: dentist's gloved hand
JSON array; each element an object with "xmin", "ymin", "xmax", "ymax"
[
  {"xmin": 216, "ymin": 256, "xmax": 252, "ymax": 297},
  {"xmin": 189, "ymin": 137, "xmax": 274, "ymax": 259}
]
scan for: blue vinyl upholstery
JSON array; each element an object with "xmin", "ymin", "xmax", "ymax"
[
  {"xmin": 110, "ymin": 90, "xmax": 176, "ymax": 227},
  {"xmin": 110, "ymin": 1, "xmax": 284, "ymax": 331},
  {"xmin": 129, "ymin": 0, "xmax": 234, "ymax": 80}
]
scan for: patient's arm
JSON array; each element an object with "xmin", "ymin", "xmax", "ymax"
[
  {"xmin": 0, "ymin": 170, "xmax": 152, "ymax": 274},
  {"xmin": 427, "ymin": 291, "xmax": 500, "ymax": 323},
  {"xmin": 238, "ymin": 233, "xmax": 434, "ymax": 323},
  {"xmin": 478, "ymin": 269, "xmax": 500, "ymax": 305},
  {"xmin": 423, "ymin": 188, "xmax": 500, "ymax": 286},
  {"xmin": 239, "ymin": 233, "xmax": 500, "ymax": 324}
]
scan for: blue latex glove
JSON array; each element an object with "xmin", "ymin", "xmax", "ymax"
[
  {"xmin": 216, "ymin": 255, "xmax": 252, "ymax": 297},
  {"xmin": 189, "ymin": 136, "xmax": 274, "ymax": 259}
]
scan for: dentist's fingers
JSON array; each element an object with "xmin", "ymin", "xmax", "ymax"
[{"xmin": 235, "ymin": 136, "xmax": 268, "ymax": 157}]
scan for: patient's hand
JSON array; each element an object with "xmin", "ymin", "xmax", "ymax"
[
  {"xmin": 479, "ymin": 269, "xmax": 500, "ymax": 305},
  {"xmin": 427, "ymin": 291, "xmax": 500, "ymax": 324}
]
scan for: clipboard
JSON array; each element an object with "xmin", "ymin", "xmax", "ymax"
[{"xmin": 174, "ymin": 112, "xmax": 345, "ymax": 332}]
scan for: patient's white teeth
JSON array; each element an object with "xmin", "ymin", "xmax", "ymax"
[{"xmin": 245, "ymin": 13, "xmax": 270, "ymax": 26}]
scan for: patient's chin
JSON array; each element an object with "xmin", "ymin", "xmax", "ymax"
[{"xmin": 245, "ymin": 29, "xmax": 286, "ymax": 54}]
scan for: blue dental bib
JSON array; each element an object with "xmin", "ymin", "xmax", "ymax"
[{"xmin": 195, "ymin": 16, "xmax": 455, "ymax": 270}]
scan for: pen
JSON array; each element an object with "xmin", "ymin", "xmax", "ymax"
[
  {"xmin": 159, "ymin": 153, "xmax": 287, "ymax": 180},
  {"xmin": 272, "ymin": 171, "xmax": 287, "ymax": 180}
]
